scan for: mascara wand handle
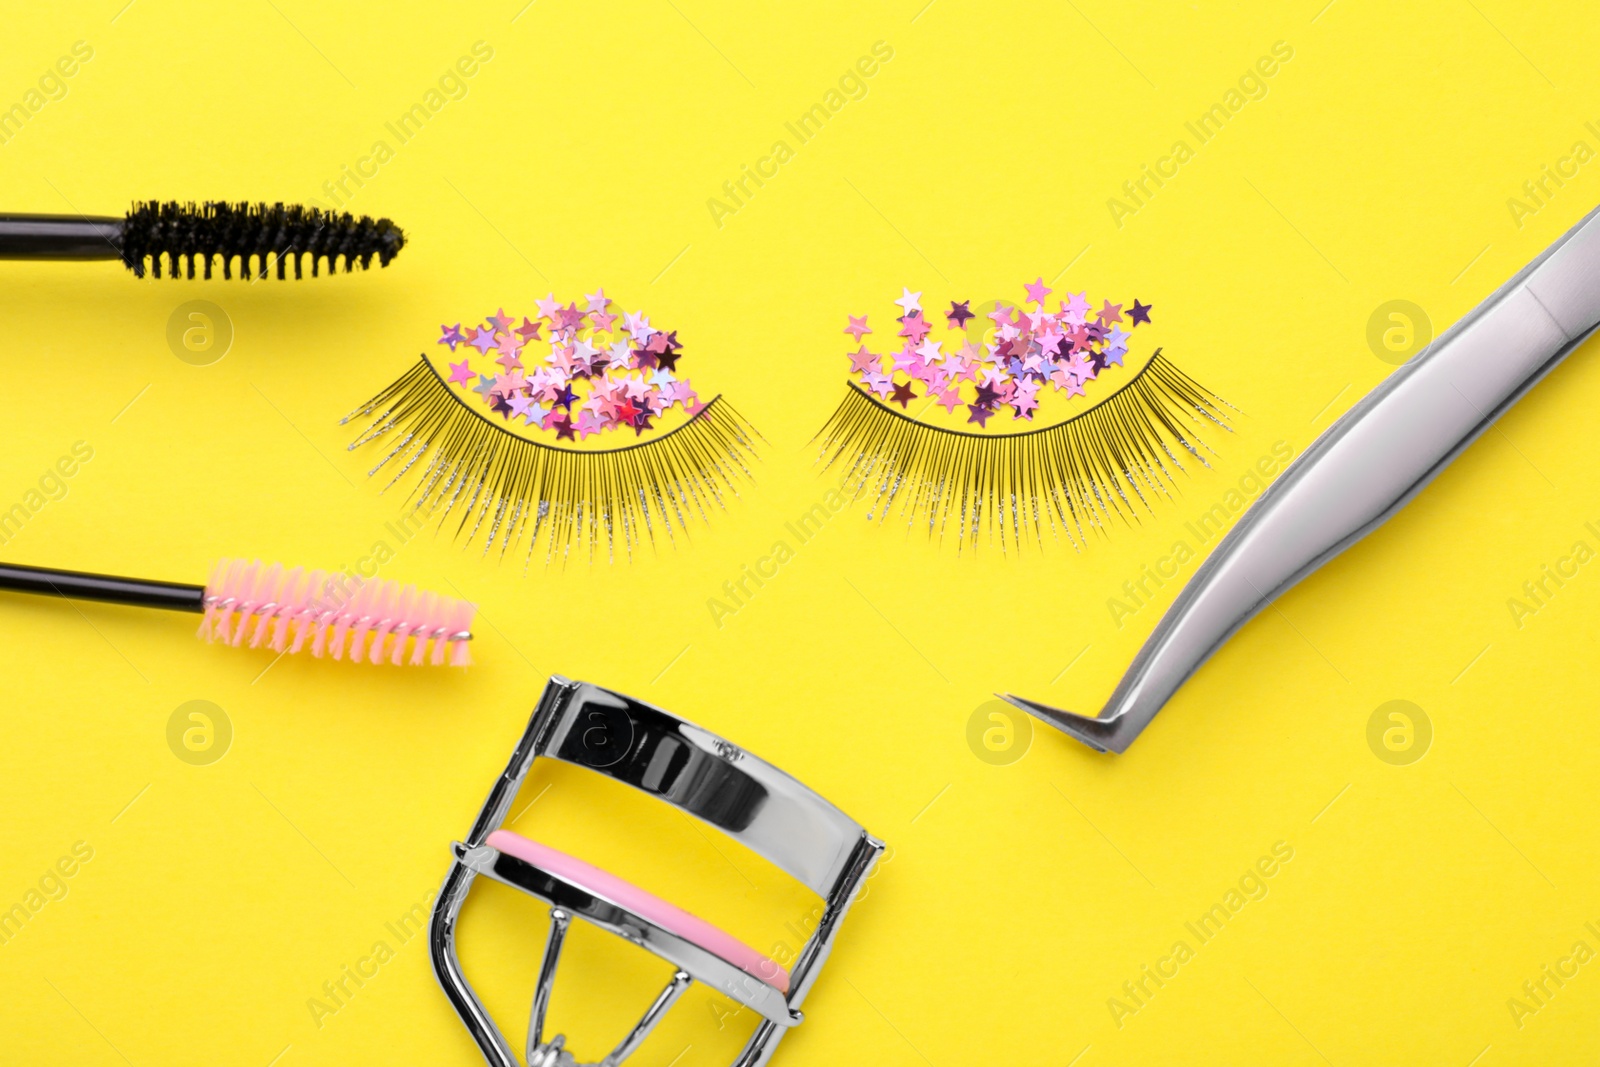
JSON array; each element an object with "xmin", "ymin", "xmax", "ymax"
[
  {"xmin": 0, "ymin": 214, "xmax": 124, "ymax": 259},
  {"xmin": 1008, "ymin": 201, "xmax": 1600, "ymax": 754},
  {"xmin": 0, "ymin": 561, "xmax": 205, "ymax": 612}
]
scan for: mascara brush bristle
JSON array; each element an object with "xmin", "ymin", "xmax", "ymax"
[
  {"xmin": 197, "ymin": 558, "xmax": 473, "ymax": 666},
  {"xmin": 120, "ymin": 201, "xmax": 406, "ymax": 280}
]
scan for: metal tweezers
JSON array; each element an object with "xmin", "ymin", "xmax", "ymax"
[{"xmin": 1005, "ymin": 203, "xmax": 1600, "ymax": 754}]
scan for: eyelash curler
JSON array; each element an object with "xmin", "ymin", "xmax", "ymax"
[
  {"xmin": 429, "ymin": 677, "xmax": 885, "ymax": 1067},
  {"xmin": 1005, "ymin": 202, "xmax": 1600, "ymax": 753}
]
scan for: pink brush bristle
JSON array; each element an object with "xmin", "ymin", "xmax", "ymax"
[
  {"xmin": 333, "ymin": 581, "xmax": 370, "ymax": 661},
  {"xmin": 228, "ymin": 560, "xmax": 273, "ymax": 646},
  {"xmin": 203, "ymin": 559, "xmax": 244, "ymax": 641},
  {"xmin": 246, "ymin": 562, "xmax": 282, "ymax": 648},
  {"xmin": 360, "ymin": 580, "xmax": 397, "ymax": 664},
  {"xmin": 268, "ymin": 567, "xmax": 303, "ymax": 651},
  {"xmin": 408, "ymin": 590, "xmax": 437, "ymax": 666},
  {"xmin": 199, "ymin": 558, "xmax": 475, "ymax": 667},
  {"xmin": 197, "ymin": 559, "xmax": 225, "ymax": 640},
  {"xmin": 446, "ymin": 599, "xmax": 474, "ymax": 667},
  {"xmin": 289, "ymin": 569, "xmax": 325, "ymax": 654},
  {"xmin": 379, "ymin": 585, "xmax": 415, "ymax": 665}
]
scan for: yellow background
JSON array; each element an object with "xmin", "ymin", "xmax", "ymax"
[{"xmin": 2, "ymin": 1, "xmax": 1599, "ymax": 1064}]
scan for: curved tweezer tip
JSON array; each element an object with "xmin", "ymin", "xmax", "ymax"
[{"xmin": 999, "ymin": 693, "xmax": 1120, "ymax": 754}]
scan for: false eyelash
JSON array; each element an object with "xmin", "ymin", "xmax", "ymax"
[
  {"xmin": 814, "ymin": 350, "xmax": 1233, "ymax": 550},
  {"xmin": 343, "ymin": 356, "xmax": 760, "ymax": 564}
]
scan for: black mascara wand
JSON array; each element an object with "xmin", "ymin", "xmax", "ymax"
[{"xmin": 0, "ymin": 201, "xmax": 406, "ymax": 280}]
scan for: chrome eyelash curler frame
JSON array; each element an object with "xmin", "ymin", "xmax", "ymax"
[{"xmin": 429, "ymin": 677, "xmax": 886, "ymax": 1067}]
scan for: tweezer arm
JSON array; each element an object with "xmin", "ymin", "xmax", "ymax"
[{"xmin": 1006, "ymin": 202, "xmax": 1600, "ymax": 754}]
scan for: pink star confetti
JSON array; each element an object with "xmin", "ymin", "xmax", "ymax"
[
  {"xmin": 1060, "ymin": 292, "xmax": 1090, "ymax": 324},
  {"xmin": 434, "ymin": 296, "xmax": 707, "ymax": 442},
  {"xmin": 840, "ymin": 283, "xmax": 1152, "ymax": 425},
  {"xmin": 899, "ymin": 312, "xmax": 931, "ymax": 344}
]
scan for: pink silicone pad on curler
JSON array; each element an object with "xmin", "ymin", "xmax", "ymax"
[{"xmin": 485, "ymin": 829, "xmax": 790, "ymax": 993}]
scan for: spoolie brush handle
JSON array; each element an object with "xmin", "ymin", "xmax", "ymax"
[
  {"xmin": 0, "ymin": 561, "xmax": 204, "ymax": 611},
  {"xmin": 0, "ymin": 214, "xmax": 124, "ymax": 260}
]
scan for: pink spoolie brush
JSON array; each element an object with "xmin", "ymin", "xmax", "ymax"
[{"xmin": 0, "ymin": 557, "xmax": 475, "ymax": 666}]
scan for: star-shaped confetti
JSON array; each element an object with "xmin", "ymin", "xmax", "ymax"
[
  {"xmin": 555, "ymin": 303, "xmax": 585, "ymax": 332},
  {"xmin": 435, "ymin": 295, "xmax": 709, "ymax": 442},
  {"xmin": 899, "ymin": 312, "xmax": 931, "ymax": 344},
  {"xmin": 842, "ymin": 280, "xmax": 1152, "ymax": 428},
  {"xmin": 863, "ymin": 370, "xmax": 894, "ymax": 397}
]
